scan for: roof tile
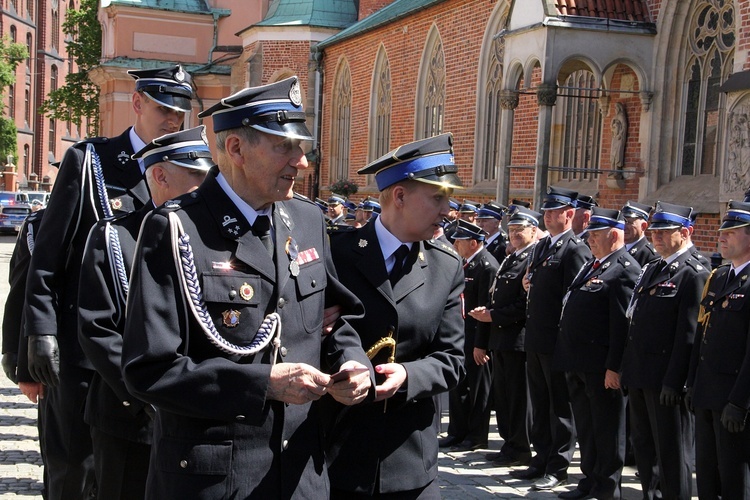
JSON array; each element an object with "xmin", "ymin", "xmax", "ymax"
[{"xmin": 553, "ymin": 0, "xmax": 650, "ymax": 22}]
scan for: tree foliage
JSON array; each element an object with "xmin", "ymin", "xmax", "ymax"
[
  {"xmin": 39, "ymin": 0, "xmax": 101, "ymax": 135},
  {"xmin": 0, "ymin": 117, "xmax": 18, "ymax": 166},
  {"xmin": 0, "ymin": 35, "xmax": 29, "ymax": 165}
]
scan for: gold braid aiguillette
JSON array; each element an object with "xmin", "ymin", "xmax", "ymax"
[{"xmin": 365, "ymin": 327, "xmax": 396, "ymax": 412}]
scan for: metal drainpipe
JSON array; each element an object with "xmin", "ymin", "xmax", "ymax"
[{"xmin": 311, "ymin": 45, "xmax": 324, "ymax": 201}]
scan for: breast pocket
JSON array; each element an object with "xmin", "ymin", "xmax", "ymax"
[
  {"xmin": 295, "ymin": 260, "xmax": 327, "ymax": 334},
  {"xmin": 201, "ymin": 273, "xmax": 264, "ymax": 346}
]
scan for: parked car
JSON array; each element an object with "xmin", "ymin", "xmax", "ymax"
[
  {"xmin": 0, "ymin": 191, "xmax": 28, "ymax": 206},
  {"xmin": 24, "ymin": 191, "xmax": 50, "ymax": 208},
  {"xmin": 0, "ymin": 203, "xmax": 31, "ymax": 234}
]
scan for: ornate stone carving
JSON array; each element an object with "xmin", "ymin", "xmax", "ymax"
[
  {"xmin": 499, "ymin": 90, "xmax": 519, "ymax": 110},
  {"xmin": 722, "ymin": 100, "xmax": 750, "ymax": 197},
  {"xmin": 536, "ymin": 84, "xmax": 557, "ymax": 106}
]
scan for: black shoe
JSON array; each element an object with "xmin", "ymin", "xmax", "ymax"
[
  {"xmin": 558, "ymin": 488, "xmax": 590, "ymax": 499},
  {"xmin": 437, "ymin": 435, "xmax": 463, "ymax": 448},
  {"xmin": 485, "ymin": 451, "xmax": 504, "ymax": 461},
  {"xmin": 488, "ymin": 453, "xmax": 530, "ymax": 467},
  {"xmin": 532, "ymin": 474, "xmax": 567, "ymax": 490},
  {"xmin": 450, "ymin": 440, "xmax": 487, "ymax": 452},
  {"xmin": 509, "ymin": 466, "xmax": 544, "ymax": 480}
]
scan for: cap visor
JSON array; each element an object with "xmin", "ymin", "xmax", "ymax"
[
  {"xmin": 146, "ymin": 92, "xmax": 192, "ymax": 113},
  {"xmin": 414, "ymin": 173, "xmax": 463, "ymax": 190},
  {"xmin": 169, "ymin": 158, "xmax": 215, "ymax": 172},
  {"xmin": 719, "ymin": 220, "xmax": 750, "ymax": 231},
  {"xmin": 648, "ymin": 222, "xmax": 681, "ymax": 230},
  {"xmin": 252, "ymin": 122, "xmax": 313, "ymax": 141}
]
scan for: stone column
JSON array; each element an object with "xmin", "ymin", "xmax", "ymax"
[
  {"xmin": 533, "ymin": 83, "xmax": 557, "ymax": 209},
  {"xmin": 495, "ymin": 89, "xmax": 519, "ymax": 204}
]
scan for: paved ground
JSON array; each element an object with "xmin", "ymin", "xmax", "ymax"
[{"xmin": 0, "ymin": 233, "xmax": 696, "ymax": 498}]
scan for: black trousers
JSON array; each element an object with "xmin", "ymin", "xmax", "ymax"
[
  {"xmin": 490, "ymin": 349, "xmax": 530, "ymax": 459},
  {"xmin": 566, "ymin": 370, "xmax": 625, "ymax": 498},
  {"xmin": 694, "ymin": 406, "xmax": 750, "ymax": 499},
  {"xmin": 628, "ymin": 387, "xmax": 693, "ymax": 499},
  {"xmin": 330, "ymin": 478, "xmax": 440, "ymax": 499},
  {"xmin": 90, "ymin": 427, "xmax": 150, "ymax": 500},
  {"xmin": 446, "ymin": 347, "xmax": 492, "ymax": 444},
  {"xmin": 42, "ymin": 364, "xmax": 96, "ymax": 500},
  {"xmin": 526, "ymin": 351, "xmax": 576, "ymax": 478}
]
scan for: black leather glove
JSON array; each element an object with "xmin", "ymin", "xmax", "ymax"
[
  {"xmin": 143, "ymin": 404, "xmax": 156, "ymax": 420},
  {"xmin": 659, "ymin": 386, "xmax": 681, "ymax": 407},
  {"xmin": 28, "ymin": 335, "xmax": 60, "ymax": 387},
  {"xmin": 684, "ymin": 387, "xmax": 694, "ymax": 413},
  {"xmin": 720, "ymin": 402, "xmax": 747, "ymax": 433},
  {"xmin": 1, "ymin": 352, "xmax": 18, "ymax": 384}
]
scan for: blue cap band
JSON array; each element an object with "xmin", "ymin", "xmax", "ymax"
[
  {"xmin": 651, "ymin": 211, "xmax": 690, "ymax": 227},
  {"xmin": 588, "ymin": 215, "xmax": 625, "ymax": 230},
  {"xmin": 374, "ymin": 152, "xmax": 455, "ymax": 190}
]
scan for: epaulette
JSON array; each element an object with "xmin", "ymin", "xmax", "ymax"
[
  {"xmin": 293, "ymin": 192, "xmax": 316, "ymax": 206},
  {"xmin": 616, "ymin": 253, "xmax": 634, "ymax": 267},
  {"xmin": 685, "ymin": 257, "xmax": 709, "ymax": 273},
  {"xmin": 103, "ymin": 211, "xmax": 130, "ymax": 223},
  {"xmin": 76, "ymin": 136, "xmax": 109, "ymax": 146},
  {"xmin": 327, "ymin": 224, "xmax": 356, "ymax": 234},
  {"xmin": 160, "ymin": 190, "xmax": 201, "ymax": 212},
  {"xmin": 26, "ymin": 211, "xmax": 41, "ymax": 221},
  {"xmin": 425, "ymin": 238, "xmax": 461, "ymax": 261}
]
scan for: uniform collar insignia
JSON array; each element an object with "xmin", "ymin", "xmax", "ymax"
[
  {"xmin": 221, "ymin": 214, "xmax": 245, "ymax": 237},
  {"xmin": 419, "ymin": 251, "xmax": 425, "ymax": 262},
  {"xmin": 117, "ymin": 151, "xmax": 130, "ymax": 165},
  {"xmin": 601, "ymin": 261, "xmax": 611, "ymax": 270},
  {"xmin": 358, "ymin": 239, "xmax": 368, "ymax": 248},
  {"xmin": 277, "ymin": 205, "xmax": 292, "ymax": 230}
]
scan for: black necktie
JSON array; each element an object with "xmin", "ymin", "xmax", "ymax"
[
  {"xmin": 254, "ymin": 215, "xmax": 274, "ymax": 257},
  {"xmin": 389, "ymin": 245, "xmax": 410, "ymax": 285},
  {"xmin": 727, "ymin": 268, "xmax": 736, "ymax": 287}
]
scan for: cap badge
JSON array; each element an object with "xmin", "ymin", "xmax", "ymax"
[
  {"xmin": 289, "ymin": 80, "xmax": 302, "ymax": 107},
  {"xmin": 174, "ymin": 68, "xmax": 185, "ymax": 82},
  {"xmin": 239, "ymin": 283, "xmax": 254, "ymax": 301},
  {"xmin": 118, "ymin": 151, "xmax": 130, "ymax": 165},
  {"xmin": 222, "ymin": 309, "xmax": 241, "ymax": 328},
  {"xmin": 359, "ymin": 239, "xmax": 368, "ymax": 248}
]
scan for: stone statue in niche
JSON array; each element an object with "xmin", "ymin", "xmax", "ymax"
[
  {"xmin": 723, "ymin": 105, "xmax": 750, "ymax": 196},
  {"xmin": 609, "ymin": 102, "xmax": 628, "ymax": 180}
]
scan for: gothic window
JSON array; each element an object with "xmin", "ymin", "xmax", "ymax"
[
  {"xmin": 50, "ymin": 65, "xmax": 58, "ymax": 92},
  {"xmin": 418, "ymin": 30, "xmax": 445, "ymax": 139},
  {"xmin": 49, "ymin": 118, "xmax": 56, "ymax": 155},
  {"xmin": 24, "ymin": 88, "xmax": 30, "ymax": 125},
  {"xmin": 23, "ymin": 144, "xmax": 29, "ymax": 176},
  {"xmin": 559, "ymin": 70, "xmax": 601, "ymax": 181},
  {"xmin": 680, "ymin": 0, "xmax": 734, "ymax": 177},
  {"xmin": 369, "ymin": 45, "xmax": 391, "ymax": 162},
  {"xmin": 52, "ymin": 9, "xmax": 60, "ymax": 51},
  {"xmin": 9, "ymin": 85, "xmax": 15, "ymax": 119},
  {"xmin": 330, "ymin": 60, "xmax": 351, "ymax": 182},
  {"xmin": 26, "ymin": 33, "xmax": 32, "ymax": 68},
  {"xmin": 10, "ymin": 26, "xmax": 17, "ymax": 43},
  {"xmin": 480, "ymin": 34, "xmax": 505, "ymax": 182}
]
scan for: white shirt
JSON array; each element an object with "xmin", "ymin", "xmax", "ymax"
[
  {"xmin": 216, "ymin": 173, "xmax": 272, "ymax": 228},
  {"xmin": 128, "ymin": 127, "xmax": 147, "ymax": 175},
  {"xmin": 374, "ymin": 216, "xmax": 412, "ymax": 274}
]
